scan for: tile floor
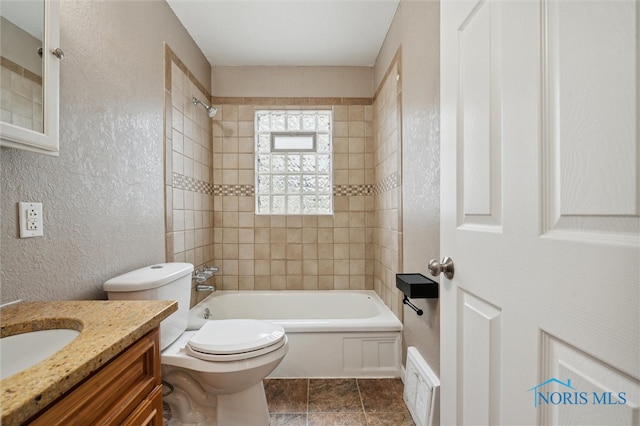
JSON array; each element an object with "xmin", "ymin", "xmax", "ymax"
[{"xmin": 265, "ymin": 378, "xmax": 415, "ymax": 426}]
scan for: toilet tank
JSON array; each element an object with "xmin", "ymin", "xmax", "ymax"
[{"xmin": 104, "ymin": 263, "xmax": 194, "ymax": 350}]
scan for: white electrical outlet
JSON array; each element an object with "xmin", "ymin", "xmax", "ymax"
[{"xmin": 19, "ymin": 202, "xmax": 43, "ymax": 238}]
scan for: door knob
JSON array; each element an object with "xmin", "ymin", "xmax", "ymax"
[{"xmin": 428, "ymin": 256, "xmax": 455, "ymax": 279}]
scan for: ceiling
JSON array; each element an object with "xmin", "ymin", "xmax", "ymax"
[{"xmin": 166, "ymin": 0, "xmax": 400, "ymax": 67}]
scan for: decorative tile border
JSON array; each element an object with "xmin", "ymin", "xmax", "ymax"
[
  {"xmin": 213, "ymin": 184, "xmax": 255, "ymax": 197},
  {"xmin": 333, "ymin": 184, "xmax": 374, "ymax": 196},
  {"xmin": 172, "ymin": 173, "xmax": 215, "ymax": 195},
  {"xmin": 173, "ymin": 172, "xmax": 400, "ymax": 198},
  {"xmin": 373, "ymin": 172, "xmax": 399, "ymax": 195},
  {"xmin": 333, "ymin": 172, "xmax": 399, "ymax": 196}
]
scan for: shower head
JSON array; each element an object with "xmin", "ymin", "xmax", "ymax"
[{"xmin": 192, "ymin": 97, "xmax": 217, "ymax": 118}]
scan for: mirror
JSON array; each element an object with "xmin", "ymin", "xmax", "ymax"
[
  {"xmin": 1, "ymin": 0, "xmax": 44, "ymax": 132},
  {"xmin": 0, "ymin": 0, "xmax": 60, "ymax": 155}
]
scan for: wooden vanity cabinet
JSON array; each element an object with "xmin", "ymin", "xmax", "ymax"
[{"xmin": 28, "ymin": 328, "xmax": 163, "ymax": 425}]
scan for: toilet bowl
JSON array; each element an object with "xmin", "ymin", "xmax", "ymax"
[
  {"xmin": 104, "ymin": 263, "xmax": 288, "ymax": 426},
  {"xmin": 161, "ymin": 319, "xmax": 288, "ymax": 426}
]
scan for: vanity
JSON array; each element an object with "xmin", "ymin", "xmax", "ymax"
[{"xmin": 0, "ymin": 300, "xmax": 177, "ymax": 425}]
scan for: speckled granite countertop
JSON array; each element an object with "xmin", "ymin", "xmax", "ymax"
[{"xmin": 0, "ymin": 300, "xmax": 177, "ymax": 425}]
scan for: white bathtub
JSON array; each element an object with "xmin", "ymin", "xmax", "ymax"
[{"xmin": 187, "ymin": 290, "xmax": 402, "ymax": 378}]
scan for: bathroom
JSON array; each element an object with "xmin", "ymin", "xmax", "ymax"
[
  {"xmin": 3, "ymin": 0, "xmax": 638, "ymax": 425},
  {"xmin": 1, "ymin": 0, "xmax": 439, "ymax": 424}
]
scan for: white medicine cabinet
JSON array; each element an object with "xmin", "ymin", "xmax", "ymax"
[{"xmin": 1, "ymin": 0, "xmax": 61, "ymax": 155}]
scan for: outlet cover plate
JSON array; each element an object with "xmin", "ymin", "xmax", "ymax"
[{"xmin": 19, "ymin": 202, "xmax": 43, "ymax": 238}]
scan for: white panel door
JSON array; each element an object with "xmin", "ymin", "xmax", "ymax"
[{"xmin": 440, "ymin": 0, "xmax": 639, "ymax": 424}]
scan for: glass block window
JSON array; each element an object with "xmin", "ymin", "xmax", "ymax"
[{"xmin": 255, "ymin": 110, "xmax": 333, "ymax": 215}]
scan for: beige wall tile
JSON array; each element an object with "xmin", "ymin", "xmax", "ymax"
[
  {"xmin": 286, "ymin": 275, "xmax": 302, "ymax": 290},
  {"xmin": 271, "ymin": 260, "xmax": 286, "ymax": 275},
  {"xmin": 255, "ymin": 244, "xmax": 270, "ymax": 260},
  {"xmin": 192, "ymin": 96, "xmax": 408, "ymax": 302},
  {"xmin": 302, "ymin": 228, "xmax": 318, "ymax": 244},
  {"xmin": 239, "ymin": 276, "xmax": 255, "ymax": 290},
  {"xmin": 270, "ymin": 276, "xmax": 286, "ymax": 290},
  {"xmin": 165, "ymin": 46, "xmax": 217, "ymax": 306}
]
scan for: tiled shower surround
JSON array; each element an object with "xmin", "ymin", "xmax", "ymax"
[
  {"xmin": 210, "ymin": 99, "xmax": 375, "ymax": 295},
  {"xmin": 165, "ymin": 46, "xmax": 403, "ymax": 316},
  {"xmin": 164, "ymin": 45, "xmax": 216, "ymax": 305}
]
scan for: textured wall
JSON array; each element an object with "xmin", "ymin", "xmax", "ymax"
[
  {"xmin": 374, "ymin": 0, "xmax": 441, "ymax": 376},
  {"xmin": 0, "ymin": 0, "xmax": 210, "ymax": 303}
]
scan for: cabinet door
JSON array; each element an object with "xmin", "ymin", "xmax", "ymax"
[
  {"xmin": 121, "ymin": 386, "xmax": 164, "ymax": 426},
  {"xmin": 29, "ymin": 329, "xmax": 161, "ymax": 425}
]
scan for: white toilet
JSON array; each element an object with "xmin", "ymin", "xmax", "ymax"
[{"xmin": 104, "ymin": 263, "xmax": 288, "ymax": 426}]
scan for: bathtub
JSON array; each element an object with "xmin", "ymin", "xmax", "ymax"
[{"xmin": 187, "ymin": 290, "xmax": 402, "ymax": 378}]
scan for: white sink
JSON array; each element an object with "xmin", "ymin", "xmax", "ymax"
[{"xmin": 0, "ymin": 329, "xmax": 81, "ymax": 380}]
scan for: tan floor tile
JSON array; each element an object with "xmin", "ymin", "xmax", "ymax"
[
  {"xmin": 358, "ymin": 378, "xmax": 408, "ymax": 413},
  {"xmin": 308, "ymin": 378, "xmax": 362, "ymax": 412},
  {"xmin": 307, "ymin": 412, "xmax": 368, "ymax": 426},
  {"xmin": 269, "ymin": 413, "xmax": 307, "ymax": 426},
  {"xmin": 168, "ymin": 378, "xmax": 414, "ymax": 425},
  {"xmin": 366, "ymin": 411, "xmax": 416, "ymax": 425},
  {"xmin": 265, "ymin": 378, "xmax": 308, "ymax": 413}
]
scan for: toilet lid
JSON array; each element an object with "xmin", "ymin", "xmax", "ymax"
[
  {"xmin": 185, "ymin": 335, "xmax": 287, "ymax": 362},
  {"xmin": 187, "ymin": 319, "xmax": 285, "ymax": 355}
]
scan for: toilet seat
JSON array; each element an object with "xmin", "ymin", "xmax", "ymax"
[{"xmin": 186, "ymin": 319, "xmax": 286, "ymax": 362}]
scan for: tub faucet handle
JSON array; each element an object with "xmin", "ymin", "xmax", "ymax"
[
  {"xmin": 193, "ymin": 268, "xmax": 207, "ymax": 283},
  {"xmin": 202, "ymin": 265, "xmax": 219, "ymax": 278}
]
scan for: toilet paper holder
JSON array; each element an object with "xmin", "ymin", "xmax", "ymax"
[{"xmin": 396, "ymin": 273, "xmax": 439, "ymax": 316}]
